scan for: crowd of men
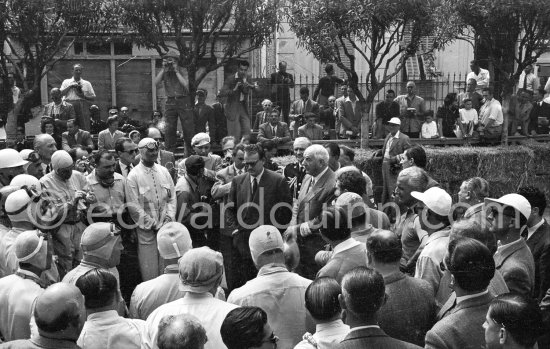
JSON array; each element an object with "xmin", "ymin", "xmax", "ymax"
[{"xmin": 0, "ymin": 57, "xmax": 549, "ymax": 349}]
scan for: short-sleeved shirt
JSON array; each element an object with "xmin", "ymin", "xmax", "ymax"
[
  {"xmin": 480, "ymin": 98, "xmax": 504, "ymax": 126},
  {"xmin": 60, "ymin": 77, "xmax": 96, "ymax": 101}
]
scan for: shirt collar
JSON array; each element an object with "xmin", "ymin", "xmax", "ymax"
[
  {"xmin": 349, "ymin": 325, "xmax": 380, "ymax": 333},
  {"xmin": 332, "ymin": 238, "xmax": 361, "ymax": 257},
  {"xmin": 257, "ymin": 263, "xmax": 288, "ymax": 276},
  {"xmin": 30, "ymin": 334, "xmax": 78, "ymax": 349},
  {"xmin": 313, "ymin": 166, "xmax": 329, "ymax": 183},
  {"xmin": 426, "ymin": 227, "xmax": 451, "ymax": 244},
  {"xmin": 393, "ymin": 131, "xmax": 401, "ymax": 139},
  {"xmin": 87, "ymin": 310, "xmax": 119, "ymax": 322},
  {"xmin": 316, "ymin": 319, "xmax": 349, "ymax": 333},
  {"xmin": 16, "ymin": 268, "xmax": 42, "ymax": 283},
  {"xmin": 233, "ymin": 164, "xmax": 243, "ymax": 174},
  {"xmin": 496, "ymin": 237, "xmax": 523, "ymax": 253},
  {"xmin": 251, "ymin": 168, "xmax": 265, "ymax": 183},
  {"xmin": 456, "ymin": 289, "xmax": 489, "ymax": 304},
  {"xmin": 525, "ymin": 218, "xmax": 545, "ymax": 240},
  {"xmin": 164, "ymin": 264, "xmax": 179, "ymax": 274}
]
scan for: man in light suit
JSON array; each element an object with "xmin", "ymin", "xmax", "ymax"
[
  {"xmin": 253, "ymin": 99, "xmax": 273, "ymax": 130},
  {"xmin": 211, "ymin": 143, "xmax": 246, "ymax": 291},
  {"xmin": 285, "ymin": 144, "xmax": 336, "ymax": 280},
  {"xmin": 337, "ymin": 267, "xmax": 421, "ymax": 349},
  {"xmin": 193, "ymin": 89, "xmax": 216, "ymax": 136},
  {"xmin": 425, "ymin": 238, "xmax": 496, "ymax": 349},
  {"xmin": 338, "ymin": 88, "xmax": 363, "ymax": 138},
  {"xmin": 97, "ymin": 115, "xmax": 125, "ymax": 151},
  {"xmin": 146, "ymin": 127, "xmax": 177, "ymax": 183},
  {"xmin": 485, "ymin": 193, "xmax": 535, "ymax": 297},
  {"xmin": 43, "ymin": 87, "xmax": 75, "ymax": 132},
  {"xmin": 228, "ymin": 143, "xmax": 292, "ymax": 290},
  {"xmin": 61, "ymin": 118, "xmax": 94, "ymax": 151},
  {"xmin": 220, "ymin": 60, "xmax": 258, "ymax": 140},
  {"xmin": 377, "ymin": 117, "xmax": 411, "ymax": 204},
  {"xmin": 297, "ymin": 112, "xmax": 324, "ymax": 140},
  {"xmin": 289, "ymin": 86, "xmax": 319, "ymax": 138},
  {"xmin": 257, "ymin": 109, "xmax": 291, "ymax": 145}
]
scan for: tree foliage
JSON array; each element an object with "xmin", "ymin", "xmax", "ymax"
[
  {"xmin": 454, "ymin": 0, "xmax": 550, "ymax": 89},
  {"xmin": 119, "ymin": 0, "xmax": 281, "ymax": 97},
  {"xmin": 287, "ymin": 0, "xmax": 459, "ymax": 107}
]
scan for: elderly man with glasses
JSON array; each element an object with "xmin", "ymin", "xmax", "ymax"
[{"xmin": 126, "ymin": 138, "xmax": 176, "ymax": 281}]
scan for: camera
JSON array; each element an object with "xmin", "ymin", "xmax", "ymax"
[{"xmin": 75, "ymin": 82, "xmax": 83, "ymax": 94}]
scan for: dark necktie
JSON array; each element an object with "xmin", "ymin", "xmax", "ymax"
[
  {"xmin": 521, "ymin": 227, "xmax": 528, "ymax": 240},
  {"xmin": 251, "ymin": 177, "xmax": 258, "ymax": 197},
  {"xmin": 45, "ymin": 164, "xmax": 51, "ymax": 174},
  {"xmin": 523, "ymin": 75, "xmax": 528, "ymax": 90}
]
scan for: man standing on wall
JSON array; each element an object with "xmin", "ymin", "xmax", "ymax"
[
  {"xmin": 271, "ymin": 61, "xmax": 294, "ymax": 124},
  {"xmin": 155, "ymin": 51, "xmax": 194, "ymax": 156},
  {"xmin": 60, "ymin": 64, "xmax": 96, "ymax": 132}
]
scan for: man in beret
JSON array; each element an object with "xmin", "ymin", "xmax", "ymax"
[
  {"xmin": 40, "ymin": 150, "xmax": 89, "ymax": 277},
  {"xmin": 142, "ymin": 247, "xmax": 239, "ymax": 349},
  {"xmin": 0, "ymin": 230, "xmax": 49, "ymax": 340},
  {"xmin": 126, "ymin": 138, "xmax": 176, "ymax": 281}
]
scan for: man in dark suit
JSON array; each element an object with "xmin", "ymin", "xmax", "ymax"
[
  {"xmin": 374, "ymin": 89, "xmax": 400, "ymax": 139},
  {"xmin": 337, "ymin": 267, "xmax": 421, "ymax": 349},
  {"xmin": 211, "ymin": 91, "xmax": 227, "ymax": 145},
  {"xmin": 485, "ymin": 193, "xmax": 535, "ymax": 297},
  {"xmin": 257, "ymin": 109, "xmax": 291, "ymax": 144},
  {"xmin": 43, "ymin": 87, "xmax": 75, "ymax": 132},
  {"xmin": 61, "ymin": 118, "xmax": 93, "ymax": 151},
  {"xmin": 338, "ymin": 88, "xmax": 363, "ymax": 138},
  {"xmin": 517, "ymin": 186, "xmax": 550, "ymax": 301},
  {"xmin": 220, "ymin": 60, "xmax": 258, "ymax": 140},
  {"xmin": 114, "ymin": 137, "xmax": 138, "ymax": 178},
  {"xmin": 367, "ymin": 230, "xmax": 435, "ymax": 347},
  {"xmin": 193, "ymin": 89, "xmax": 216, "ymax": 136},
  {"xmin": 377, "ymin": 117, "xmax": 411, "ymax": 204},
  {"xmin": 228, "ymin": 143, "xmax": 292, "ymax": 289},
  {"xmin": 289, "ymin": 87, "xmax": 320, "ymax": 138},
  {"xmin": 284, "ymin": 137, "xmax": 311, "ymax": 199},
  {"xmin": 253, "ymin": 99, "xmax": 274, "ymax": 130},
  {"xmin": 270, "ymin": 61, "xmax": 294, "ymax": 124},
  {"xmin": 425, "ymin": 238, "xmax": 496, "ymax": 349},
  {"xmin": 285, "ymin": 144, "xmax": 336, "ymax": 279}
]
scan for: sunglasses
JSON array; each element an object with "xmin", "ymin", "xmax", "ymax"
[
  {"xmin": 139, "ymin": 141, "xmax": 159, "ymax": 150},
  {"xmin": 125, "ymin": 149, "xmax": 138, "ymax": 154},
  {"xmin": 244, "ymin": 159, "xmax": 260, "ymax": 168}
]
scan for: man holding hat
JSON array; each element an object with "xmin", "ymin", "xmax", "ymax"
[
  {"xmin": 62, "ymin": 222, "xmax": 125, "ymax": 315},
  {"xmin": 154, "ymin": 50, "xmax": 193, "ymax": 155},
  {"xmin": 378, "ymin": 116, "xmax": 411, "ymax": 204},
  {"xmin": 0, "ymin": 148, "xmax": 27, "ymax": 189},
  {"xmin": 0, "ymin": 189, "xmax": 59, "ymax": 284},
  {"xmin": 40, "ymin": 149, "xmax": 89, "ymax": 277},
  {"xmin": 228, "ymin": 225, "xmax": 311, "ymax": 349},
  {"xmin": 412, "ymin": 186, "xmax": 453, "ymax": 293},
  {"xmin": 129, "ymin": 222, "xmax": 193, "ymax": 320},
  {"xmin": 126, "ymin": 138, "xmax": 176, "ymax": 281},
  {"xmin": 143, "ymin": 246, "xmax": 238, "ymax": 349},
  {"xmin": 177, "ymin": 132, "xmax": 223, "ymax": 179},
  {"xmin": 0, "ymin": 230, "xmax": 49, "ymax": 341},
  {"xmin": 485, "ymin": 193, "xmax": 535, "ymax": 296}
]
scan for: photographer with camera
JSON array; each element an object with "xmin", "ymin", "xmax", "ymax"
[
  {"xmin": 60, "ymin": 64, "xmax": 96, "ymax": 132},
  {"xmin": 290, "ymin": 86, "xmax": 319, "ymax": 139},
  {"xmin": 155, "ymin": 51, "xmax": 194, "ymax": 156}
]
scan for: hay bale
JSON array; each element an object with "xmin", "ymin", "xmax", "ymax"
[
  {"xmin": 525, "ymin": 143, "xmax": 550, "ymax": 175},
  {"xmin": 426, "ymin": 146, "xmax": 479, "ymax": 183}
]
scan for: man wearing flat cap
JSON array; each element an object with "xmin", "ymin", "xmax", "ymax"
[
  {"xmin": 62, "ymin": 222, "xmax": 125, "ymax": 315},
  {"xmin": 154, "ymin": 50, "xmax": 194, "ymax": 155},
  {"xmin": 0, "ymin": 230, "xmax": 49, "ymax": 341},
  {"xmin": 126, "ymin": 138, "xmax": 176, "ymax": 281},
  {"xmin": 177, "ymin": 132, "xmax": 223, "ymax": 179},
  {"xmin": 142, "ymin": 247, "xmax": 239, "ymax": 349},
  {"xmin": 40, "ymin": 150, "xmax": 89, "ymax": 277}
]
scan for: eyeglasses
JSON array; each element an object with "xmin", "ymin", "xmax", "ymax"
[
  {"xmin": 263, "ymin": 104, "xmax": 273, "ymax": 107},
  {"xmin": 139, "ymin": 141, "xmax": 159, "ymax": 150},
  {"xmin": 125, "ymin": 149, "xmax": 138, "ymax": 154},
  {"xmin": 244, "ymin": 159, "xmax": 260, "ymax": 168}
]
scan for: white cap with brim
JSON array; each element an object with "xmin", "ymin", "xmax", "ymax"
[
  {"xmin": 191, "ymin": 133, "xmax": 210, "ymax": 147},
  {"xmin": 484, "ymin": 194, "xmax": 531, "ymax": 220},
  {"xmin": 157, "ymin": 222, "xmax": 192, "ymax": 259},
  {"xmin": 15, "ymin": 230, "xmax": 48, "ymax": 269},
  {"xmin": 249, "ymin": 225, "xmax": 284, "ymax": 263},
  {"xmin": 10, "ymin": 174, "xmax": 40, "ymax": 191},
  {"xmin": 411, "ymin": 187, "xmax": 453, "ymax": 217},
  {"xmin": 335, "ymin": 192, "xmax": 367, "ymax": 219},
  {"xmin": 388, "ymin": 117, "xmax": 401, "ymax": 125},
  {"xmin": 178, "ymin": 247, "xmax": 223, "ymax": 293},
  {"xmin": 51, "ymin": 150, "xmax": 73, "ymax": 171},
  {"xmin": 0, "ymin": 149, "xmax": 28, "ymax": 169},
  {"xmin": 80, "ymin": 222, "xmax": 119, "ymax": 260},
  {"xmin": 5, "ymin": 189, "xmax": 34, "ymax": 222}
]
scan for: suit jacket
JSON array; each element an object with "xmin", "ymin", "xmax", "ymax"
[
  {"xmin": 316, "ymin": 243, "xmax": 368, "ymax": 284},
  {"xmin": 220, "ymin": 73, "xmax": 254, "ymax": 120},
  {"xmin": 212, "ymin": 165, "xmax": 242, "ymax": 235},
  {"xmin": 338, "ymin": 99, "xmax": 363, "ymax": 135},
  {"xmin": 425, "ymin": 292, "xmax": 494, "ymax": 349},
  {"xmin": 61, "ymin": 129, "xmax": 94, "ymax": 151},
  {"xmin": 297, "ymin": 124, "xmax": 324, "ymax": 140},
  {"xmin": 43, "ymin": 101, "xmax": 75, "ymax": 130},
  {"xmin": 525, "ymin": 220, "xmax": 550, "ymax": 300},
  {"xmin": 289, "ymin": 98, "xmax": 319, "ymax": 119},
  {"xmin": 291, "ymin": 168, "xmax": 336, "ymax": 228},
  {"xmin": 494, "ymin": 238, "xmax": 535, "ymax": 297},
  {"xmin": 253, "ymin": 111, "xmax": 269, "ymax": 130},
  {"xmin": 159, "ymin": 150, "xmax": 177, "ymax": 183},
  {"xmin": 229, "ymin": 169, "xmax": 292, "ymax": 232},
  {"xmin": 212, "ymin": 102, "xmax": 227, "ymax": 143},
  {"xmin": 378, "ymin": 272, "xmax": 435, "ymax": 347},
  {"xmin": 194, "ymin": 103, "xmax": 216, "ymax": 135},
  {"xmin": 283, "ymin": 162, "xmax": 307, "ymax": 199},
  {"xmin": 380, "ymin": 132, "xmax": 411, "ymax": 164},
  {"xmin": 337, "ymin": 327, "xmax": 421, "ymax": 349},
  {"xmin": 257, "ymin": 122, "xmax": 291, "ymax": 143},
  {"xmin": 97, "ymin": 129, "xmax": 125, "ymax": 151}
]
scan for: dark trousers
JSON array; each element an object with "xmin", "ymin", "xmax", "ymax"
[
  {"xmin": 164, "ymin": 97, "xmax": 194, "ymax": 155},
  {"xmin": 277, "ymin": 99, "xmax": 291, "ymax": 124},
  {"xmin": 118, "ymin": 236, "xmax": 142, "ymax": 306},
  {"xmin": 224, "ymin": 230, "xmax": 257, "ymax": 292},
  {"xmin": 295, "ymin": 233, "xmax": 325, "ymax": 280}
]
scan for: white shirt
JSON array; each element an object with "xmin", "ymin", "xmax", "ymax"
[
  {"xmin": 421, "ymin": 121, "xmax": 438, "ymax": 138},
  {"xmin": 456, "ymin": 290, "xmax": 489, "ymax": 305},
  {"xmin": 143, "ymin": 292, "xmax": 239, "ymax": 349},
  {"xmin": 345, "ymin": 96, "xmax": 357, "ymax": 113},
  {"xmin": 384, "ymin": 131, "xmax": 400, "ymax": 159},
  {"xmin": 60, "ymin": 77, "xmax": 96, "ymax": 101},
  {"xmin": 332, "ymin": 238, "xmax": 362, "ymax": 258},
  {"xmin": 523, "ymin": 218, "xmax": 546, "ymax": 241},
  {"xmin": 294, "ymin": 319, "xmax": 350, "ymax": 349},
  {"xmin": 119, "ymin": 160, "xmax": 133, "ymax": 178},
  {"xmin": 77, "ymin": 310, "xmax": 146, "ymax": 349},
  {"xmin": 348, "ymin": 325, "xmax": 381, "ymax": 333},
  {"xmin": 466, "ymin": 68, "xmax": 490, "ymax": 89},
  {"xmin": 459, "ymin": 108, "xmax": 479, "ymax": 124},
  {"xmin": 250, "ymin": 168, "xmax": 265, "ymax": 186},
  {"xmin": 228, "ymin": 263, "xmax": 312, "ymax": 349},
  {"xmin": 517, "ymin": 72, "xmax": 539, "ymax": 92},
  {"xmin": 480, "ymin": 98, "xmax": 504, "ymax": 126}
]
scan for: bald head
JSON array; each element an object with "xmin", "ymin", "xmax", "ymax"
[
  {"xmin": 158, "ymin": 314, "xmax": 207, "ymax": 349},
  {"xmin": 147, "ymin": 127, "xmax": 162, "ymax": 140},
  {"xmin": 366, "ymin": 230, "xmax": 403, "ymax": 264},
  {"xmin": 34, "ymin": 283, "xmax": 84, "ymax": 338}
]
